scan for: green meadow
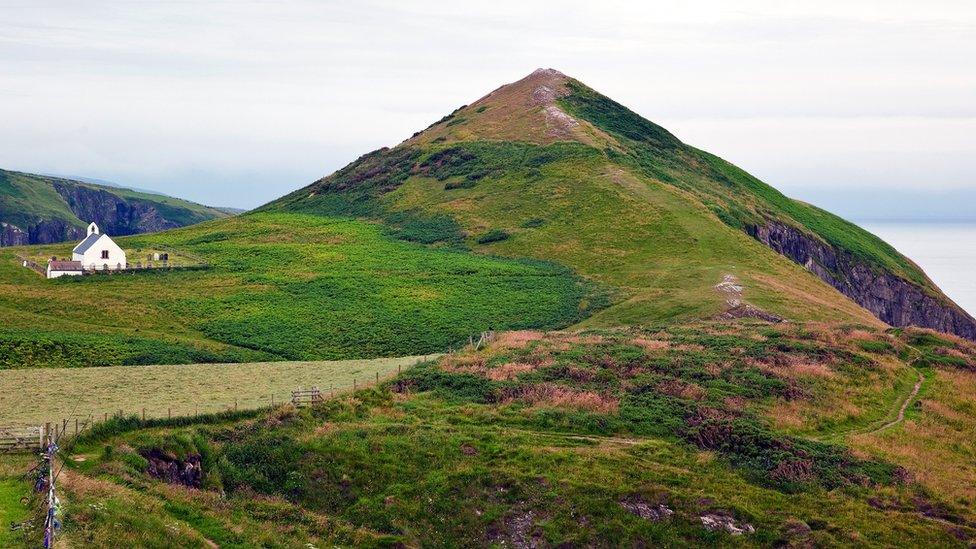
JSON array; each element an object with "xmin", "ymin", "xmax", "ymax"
[{"xmin": 0, "ymin": 212, "xmax": 596, "ymax": 368}]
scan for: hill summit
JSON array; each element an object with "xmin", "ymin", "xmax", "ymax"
[{"xmin": 265, "ymin": 68, "xmax": 976, "ymax": 340}]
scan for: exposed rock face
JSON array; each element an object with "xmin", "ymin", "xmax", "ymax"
[
  {"xmin": 53, "ymin": 182, "xmax": 179, "ymax": 236},
  {"xmin": 2, "ymin": 184, "xmax": 184, "ymax": 247},
  {"xmin": 29, "ymin": 219, "xmax": 86, "ymax": 244},
  {"xmin": 0, "ymin": 222, "xmax": 29, "ymax": 246},
  {"xmin": 700, "ymin": 512, "xmax": 755, "ymax": 536},
  {"xmin": 142, "ymin": 449, "xmax": 203, "ymax": 487},
  {"xmin": 750, "ymin": 221, "xmax": 976, "ymax": 340}
]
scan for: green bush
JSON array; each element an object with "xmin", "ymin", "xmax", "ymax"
[
  {"xmin": 475, "ymin": 229, "xmax": 510, "ymax": 244},
  {"xmin": 858, "ymin": 340, "xmax": 896, "ymax": 354}
]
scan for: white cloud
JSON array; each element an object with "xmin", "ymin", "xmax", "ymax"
[{"xmin": 0, "ymin": 0, "xmax": 973, "ymax": 208}]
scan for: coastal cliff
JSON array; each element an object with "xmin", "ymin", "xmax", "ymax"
[
  {"xmin": 750, "ymin": 220, "xmax": 976, "ymax": 340},
  {"xmin": 0, "ymin": 169, "xmax": 228, "ymax": 246}
]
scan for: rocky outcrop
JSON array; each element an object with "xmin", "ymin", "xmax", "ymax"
[
  {"xmin": 29, "ymin": 219, "xmax": 86, "ymax": 244},
  {"xmin": 750, "ymin": 220, "xmax": 976, "ymax": 340},
  {"xmin": 53, "ymin": 182, "xmax": 179, "ymax": 236},
  {"xmin": 142, "ymin": 449, "xmax": 202, "ymax": 487},
  {"xmin": 0, "ymin": 184, "xmax": 186, "ymax": 247},
  {"xmin": 1, "ymin": 220, "xmax": 86, "ymax": 246},
  {"xmin": 0, "ymin": 222, "xmax": 29, "ymax": 246}
]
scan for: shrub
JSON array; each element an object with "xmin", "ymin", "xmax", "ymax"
[
  {"xmin": 397, "ymin": 364, "xmax": 496, "ymax": 403},
  {"xmin": 858, "ymin": 340, "xmax": 895, "ymax": 354},
  {"xmin": 444, "ymin": 178, "xmax": 478, "ymax": 191},
  {"xmin": 476, "ymin": 229, "xmax": 510, "ymax": 245}
]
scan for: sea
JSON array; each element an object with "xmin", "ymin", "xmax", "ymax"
[{"xmin": 860, "ymin": 222, "xmax": 976, "ymax": 318}]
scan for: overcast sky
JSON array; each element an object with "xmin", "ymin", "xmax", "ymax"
[{"xmin": 1, "ymin": 1, "xmax": 974, "ymax": 215}]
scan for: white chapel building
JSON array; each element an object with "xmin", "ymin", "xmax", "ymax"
[{"xmin": 72, "ymin": 222, "xmax": 126, "ymax": 271}]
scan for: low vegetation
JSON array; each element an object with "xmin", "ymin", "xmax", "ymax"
[
  {"xmin": 0, "ymin": 212, "xmax": 598, "ymax": 368},
  {"xmin": 270, "ymin": 137, "xmax": 882, "ymax": 329},
  {"xmin": 45, "ymin": 322, "xmax": 976, "ymax": 547},
  {"xmin": 0, "ymin": 456, "xmax": 34, "ymax": 548}
]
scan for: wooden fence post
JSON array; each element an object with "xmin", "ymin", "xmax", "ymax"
[
  {"xmin": 234, "ymin": 399, "xmax": 238, "ymax": 411},
  {"xmin": 74, "ymin": 418, "xmax": 78, "ymax": 436},
  {"xmin": 376, "ymin": 372, "xmax": 379, "ymax": 384},
  {"xmin": 353, "ymin": 378, "xmax": 357, "ymax": 390},
  {"xmin": 142, "ymin": 408, "xmax": 146, "ymax": 421},
  {"xmin": 168, "ymin": 408, "xmax": 172, "ymax": 419},
  {"xmin": 44, "ymin": 423, "xmax": 51, "ymax": 446}
]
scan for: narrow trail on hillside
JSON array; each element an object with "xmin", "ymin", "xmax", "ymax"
[
  {"xmin": 868, "ymin": 367, "xmax": 924, "ymax": 435},
  {"xmin": 862, "ymin": 345, "xmax": 925, "ymax": 437},
  {"xmin": 819, "ymin": 345, "xmax": 925, "ymax": 443}
]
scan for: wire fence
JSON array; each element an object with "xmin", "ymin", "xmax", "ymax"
[{"xmin": 0, "ymin": 344, "xmax": 493, "ymax": 546}]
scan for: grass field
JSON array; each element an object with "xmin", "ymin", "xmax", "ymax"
[
  {"xmin": 0, "ymin": 455, "xmax": 33, "ymax": 548},
  {"xmin": 0, "ymin": 212, "xmax": 594, "ymax": 368},
  {"xmin": 51, "ymin": 323, "xmax": 976, "ymax": 546},
  {"xmin": 0, "ymin": 355, "xmax": 428, "ymax": 425}
]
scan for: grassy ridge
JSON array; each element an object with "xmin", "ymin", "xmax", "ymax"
[
  {"xmin": 0, "ymin": 212, "xmax": 597, "ymax": 368},
  {"xmin": 556, "ymin": 80, "xmax": 931, "ymax": 289},
  {"xmin": 262, "ymin": 76, "xmax": 895, "ymax": 329},
  {"xmin": 0, "ymin": 170, "xmax": 83, "ymax": 229},
  {"xmin": 0, "ymin": 169, "xmax": 227, "ymax": 236}
]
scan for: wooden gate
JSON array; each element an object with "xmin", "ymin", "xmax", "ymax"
[
  {"xmin": 291, "ymin": 387, "xmax": 325, "ymax": 407},
  {"xmin": 0, "ymin": 425, "xmax": 43, "ymax": 453}
]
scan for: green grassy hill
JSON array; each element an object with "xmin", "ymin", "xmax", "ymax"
[
  {"xmin": 264, "ymin": 68, "xmax": 975, "ymax": 340},
  {"xmin": 2, "ymin": 69, "xmax": 971, "ymax": 371},
  {"xmin": 5, "ymin": 70, "xmax": 976, "ymax": 547},
  {"xmin": 0, "ymin": 212, "xmax": 597, "ymax": 368},
  {"xmin": 0, "ymin": 169, "xmax": 230, "ymax": 246}
]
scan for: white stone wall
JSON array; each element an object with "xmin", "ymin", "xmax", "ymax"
[{"xmin": 46, "ymin": 269, "xmax": 83, "ymax": 279}]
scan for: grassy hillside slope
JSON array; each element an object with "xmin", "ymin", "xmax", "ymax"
[
  {"xmin": 0, "ymin": 169, "xmax": 229, "ymax": 244},
  {"xmin": 264, "ymin": 69, "xmax": 973, "ymax": 339},
  {"xmin": 0, "ymin": 212, "xmax": 597, "ymax": 368},
  {"xmin": 263, "ymin": 136, "xmax": 879, "ymax": 329},
  {"xmin": 48, "ymin": 324, "xmax": 976, "ymax": 547}
]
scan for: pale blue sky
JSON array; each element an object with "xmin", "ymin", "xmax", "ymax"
[{"xmin": 0, "ymin": 0, "xmax": 974, "ymax": 214}]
